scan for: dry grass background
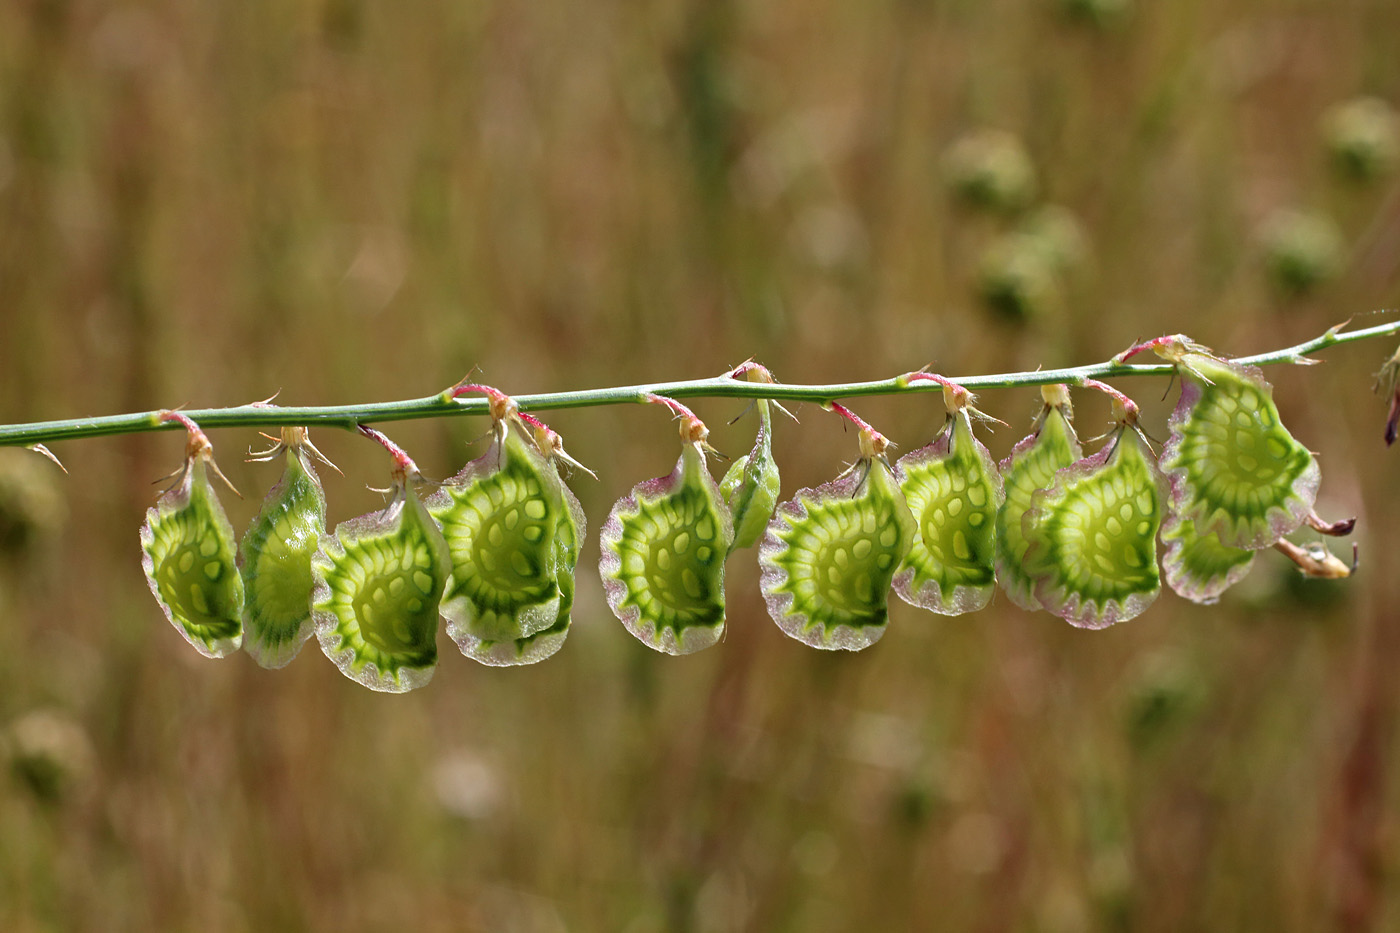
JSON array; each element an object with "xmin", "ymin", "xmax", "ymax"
[{"xmin": 2, "ymin": 0, "xmax": 1400, "ymax": 930}]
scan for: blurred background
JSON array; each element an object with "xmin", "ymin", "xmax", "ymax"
[{"xmin": 2, "ymin": 0, "xmax": 1400, "ymax": 929}]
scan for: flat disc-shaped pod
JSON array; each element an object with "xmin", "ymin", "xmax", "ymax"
[
  {"xmin": 312, "ymin": 482, "xmax": 451, "ymax": 692},
  {"xmin": 1023, "ymin": 429, "xmax": 1166, "ymax": 628},
  {"xmin": 1159, "ymin": 510, "xmax": 1254, "ymax": 604},
  {"xmin": 141, "ymin": 458, "xmax": 245, "ymax": 658},
  {"xmin": 459, "ymin": 465, "xmax": 586, "ymax": 667},
  {"xmin": 893, "ymin": 413, "xmax": 1004, "ymax": 615},
  {"xmin": 600, "ymin": 443, "xmax": 734, "ymax": 655},
  {"xmin": 1160, "ymin": 355, "xmax": 1318, "ymax": 549},
  {"xmin": 995, "ymin": 403, "xmax": 1081, "ymax": 610},
  {"xmin": 760, "ymin": 457, "xmax": 916, "ymax": 650},
  {"xmin": 427, "ymin": 428, "xmax": 567, "ymax": 658},
  {"xmin": 720, "ymin": 399, "xmax": 781, "ymax": 551},
  {"xmin": 239, "ymin": 446, "xmax": 326, "ymax": 668}
]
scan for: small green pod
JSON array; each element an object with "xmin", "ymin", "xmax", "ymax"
[
  {"xmin": 1022, "ymin": 427, "xmax": 1166, "ymax": 628},
  {"xmin": 894, "ymin": 412, "xmax": 1004, "ymax": 615},
  {"xmin": 1159, "ymin": 510, "xmax": 1254, "ymax": 604},
  {"xmin": 312, "ymin": 480, "xmax": 450, "ymax": 692},
  {"xmin": 995, "ymin": 390, "xmax": 1082, "ymax": 610},
  {"xmin": 446, "ymin": 447, "xmax": 587, "ymax": 668},
  {"xmin": 719, "ymin": 399, "xmax": 781, "ymax": 551},
  {"xmin": 141, "ymin": 457, "xmax": 245, "ymax": 658},
  {"xmin": 427, "ymin": 426, "xmax": 567, "ymax": 662},
  {"xmin": 239, "ymin": 431, "xmax": 327, "ymax": 669},
  {"xmin": 496, "ymin": 478, "xmax": 586, "ymax": 665},
  {"xmin": 599, "ymin": 443, "xmax": 734, "ymax": 655},
  {"xmin": 1160, "ymin": 354, "xmax": 1318, "ymax": 549},
  {"xmin": 760, "ymin": 456, "xmax": 917, "ymax": 650}
]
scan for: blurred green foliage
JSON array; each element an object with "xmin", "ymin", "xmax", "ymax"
[{"xmin": 1, "ymin": 0, "xmax": 1399, "ymax": 931}]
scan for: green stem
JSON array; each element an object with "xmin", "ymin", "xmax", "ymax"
[{"xmin": 4, "ymin": 320, "xmax": 1397, "ymax": 448}]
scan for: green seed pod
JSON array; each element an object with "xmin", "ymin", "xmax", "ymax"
[
  {"xmin": 1022, "ymin": 423, "xmax": 1166, "ymax": 628},
  {"xmin": 1159, "ymin": 352, "xmax": 1318, "ymax": 549},
  {"xmin": 977, "ymin": 232, "xmax": 1062, "ymax": 321},
  {"xmin": 1159, "ymin": 511, "xmax": 1254, "ymax": 605},
  {"xmin": 429, "ymin": 413, "xmax": 588, "ymax": 667},
  {"xmin": 719, "ymin": 398, "xmax": 781, "ymax": 551},
  {"xmin": 760, "ymin": 412, "xmax": 916, "ymax": 650},
  {"xmin": 140, "ymin": 429, "xmax": 245, "ymax": 659},
  {"xmin": 600, "ymin": 440, "xmax": 734, "ymax": 655},
  {"xmin": 428, "ymin": 427, "xmax": 566, "ymax": 658},
  {"xmin": 500, "ymin": 477, "xmax": 585, "ymax": 665},
  {"xmin": 943, "ymin": 128, "xmax": 1038, "ymax": 215},
  {"xmin": 312, "ymin": 477, "xmax": 450, "ymax": 692},
  {"xmin": 894, "ymin": 408, "xmax": 1004, "ymax": 615},
  {"xmin": 454, "ymin": 484, "xmax": 584, "ymax": 667},
  {"xmin": 995, "ymin": 386, "xmax": 1082, "ymax": 611},
  {"xmin": 238, "ymin": 428, "xmax": 329, "ymax": 669}
]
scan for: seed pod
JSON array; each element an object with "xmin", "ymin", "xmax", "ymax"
[
  {"xmin": 140, "ymin": 417, "xmax": 244, "ymax": 658},
  {"xmin": 720, "ymin": 397, "xmax": 781, "ymax": 552},
  {"xmin": 238, "ymin": 428, "xmax": 329, "ymax": 669},
  {"xmin": 429, "ymin": 429, "xmax": 565, "ymax": 655},
  {"xmin": 312, "ymin": 436, "xmax": 450, "ymax": 693},
  {"xmin": 503, "ymin": 476, "xmax": 586, "ymax": 665},
  {"xmin": 1153, "ymin": 345, "xmax": 1319, "ymax": 549},
  {"xmin": 429, "ymin": 405, "xmax": 588, "ymax": 667},
  {"xmin": 1159, "ymin": 511, "xmax": 1254, "ymax": 604},
  {"xmin": 995, "ymin": 386, "xmax": 1082, "ymax": 610},
  {"xmin": 454, "ymin": 485, "xmax": 584, "ymax": 667},
  {"xmin": 600, "ymin": 399, "xmax": 734, "ymax": 655},
  {"xmin": 893, "ymin": 384, "xmax": 1004, "ymax": 615},
  {"xmin": 1022, "ymin": 410, "xmax": 1166, "ymax": 628},
  {"xmin": 760, "ymin": 407, "xmax": 916, "ymax": 650}
]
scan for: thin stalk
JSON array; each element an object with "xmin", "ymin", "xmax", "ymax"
[{"xmin": 3, "ymin": 319, "xmax": 1396, "ymax": 448}]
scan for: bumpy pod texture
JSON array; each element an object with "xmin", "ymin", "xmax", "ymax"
[
  {"xmin": 1022, "ymin": 428, "xmax": 1166, "ymax": 628},
  {"xmin": 719, "ymin": 399, "xmax": 781, "ymax": 552},
  {"xmin": 599, "ymin": 443, "xmax": 735, "ymax": 655},
  {"xmin": 995, "ymin": 402, "xmax": 1082, "ymax": 610},
  {"xmin": 760, "ymin": 457, "xmax": 917, "ymax": 650},
  {"xmin": 239, "ymin": 445, "xmax": 326, "ymax": 669},
  {"xmin": 894, "ymin": 413, "xmax": 1005, "ymax": 615},
  {"xmin": 311, "ymin": 481, "xmax": 451, "ymax": 692},
  {"xmin": 1160, "ymin": 355, "xmax": 1318, "ymax": 550},
  {"xmin": 426, "ymin": 426, "xmax": 584, "ymax": 666},
  {"xmin": 1159, "ymin": 510, "xmax": 1254, "ymax": 604},
  {"xmin": 141, "ymin": 458, "xmax": 245, "ymax": 658}
]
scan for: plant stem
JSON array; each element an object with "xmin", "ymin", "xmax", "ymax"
[{"xmin": 3, "ymin": 319, "xmax": 1397, "ymax": 448}]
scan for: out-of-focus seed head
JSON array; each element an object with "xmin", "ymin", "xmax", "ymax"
[
  {"xmin": 977, "ymin": 233, "xmax": 1061, "ymax": 320},
  {"xmin": 4, "ymin": 708, "xmax": 96, "ymax": 805},
  {"xmin": 1258, "ymin": 209, "xmax": 1345, "ymax": 298},
  {"xmin": 1020, "ymin": 205, "xmax": 1091, "ymax": 275},
  {"xmin": 0, "ymin": 448, "xmax": 65, "ymax": 556},
  {"xmin": 1322, "ymin": 96, "xmax": 1400, "ymax": 183},
  {"xmin": 943, "ymin": 129, "xmax": 1038, "ymax": 215}
]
